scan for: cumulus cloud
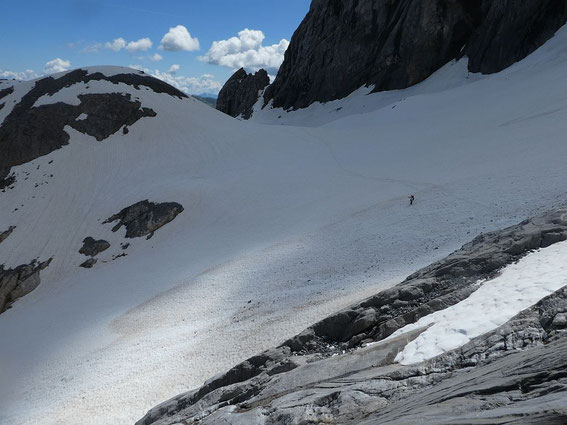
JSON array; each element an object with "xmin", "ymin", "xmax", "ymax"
[
  {"xmin": 126, "ymin": 38, "xmax": 153, "ymax": 52},
  {"xmin": 0, "ymin": 69, "xmax": 39, "ymax": 80},
  {"xmin": 129, "ymin": 65, "xmax": 222, "ymax": 95},
  {"xmin": 200, "ymin": 28, "xmax": 289, "ymax": 74},
  {"xmin": 168, "ymin": 64, "xmax": 180, "ymax": 73},
  {"xmin": 159, "ymin": 25, "xmax": 200, "ymax": 51},
  {"xmin": 105, "ymin": 38, "xmax": 127, "ymax": 52},
  {"xmin": 44, "ymin": 58, "xmax": 71, "ymax": 74},
  {"xmin": 150, "ymin": 53, "xmax": 163, "ymax": 62}
]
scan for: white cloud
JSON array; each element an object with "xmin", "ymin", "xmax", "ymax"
[
  {"xmin": 200, "ymin": 28, "xmax": 289, "ymax": 74},
  {"xmin": 129, "ymin": 65, "xmax": 222, "ymax": 95},
  {"xmin": 126, "ymin": 38, "xmax": 153, "ymax": 52},
  {"xmin": 0, "ymin": 69, "xmax": 39, "ymax": 80},
  {"xmin": 159, "ymin": 25, "xmax": 200, "ymax": 52},
  {"xmin": 168, "ymin": 64, "xmax": 180, "ymax": 73},
  {"xmin": 150, "ymin": 53, "xmax": 163, "ymax": 62},
  {"xmin": 44, "ymin": 58, "xmax": 71, "ymax": 74},
  {"xmin": 105, "ymin": 38, "xmax": 127, "ymax": 52}
]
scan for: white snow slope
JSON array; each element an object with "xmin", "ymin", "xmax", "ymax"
[{"xmin": 1, "ymin": 26, "xmax": 567, "ymax": 425}]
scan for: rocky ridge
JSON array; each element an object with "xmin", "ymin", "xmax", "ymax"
[
  {"xmin": 216, "ymin": 68, "xmax": 270, "ymax": 118},
  {"xmin": 0, "ymin": 69, "xmax": 185, "ymax": 188},
  {"xmin": 138, "ymin": 207, "xmax": 567, "ymax": 424}
]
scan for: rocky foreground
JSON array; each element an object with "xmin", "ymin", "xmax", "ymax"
[{"xmin": 138, "ymin": 208, "xmax": 567, "ymax": 424}]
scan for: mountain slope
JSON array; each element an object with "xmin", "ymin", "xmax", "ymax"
[{"xmin": 2, "ymin": 25, "xmax": 567, "ymax": 425}]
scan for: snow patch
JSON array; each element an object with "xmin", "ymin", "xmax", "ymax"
[{"xmin": 390, "ymin": 240, "xmax": 567, "ymax": 365}]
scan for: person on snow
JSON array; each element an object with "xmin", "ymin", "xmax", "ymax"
[{"xmin": 409, "ymin": 194, "xmax": 415, "ymax": 206}]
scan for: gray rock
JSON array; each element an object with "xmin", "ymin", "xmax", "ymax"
[
  {"xmin": 263, "ymin": 0, "xmax": 567, "ymax": 111},
  {"xmin": 0, "ymin": 259, "xmax": 51, "ymax": 314},
  {"xmin": 217, "ymin": 68, "xmax": 269, "ymax": 118},
  {"xmin": 104, "ymin": 199, "xmax": 184, "ymax": 239},
  {"xmin": 79, "ymin": 237, "xmax": 110, "ymax": 257},
  {"xmin": 79, "ymin": 258, "xmax": 97, "ymax": 269},
  {"xmin": 137, "ymin": 207, "xmax": 567, "ymax": 425},
  {"xmin": 0, "ymin": 225, "xmax": 15, "ymax": 244}
]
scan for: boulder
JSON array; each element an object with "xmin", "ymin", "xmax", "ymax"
[
  {"xmin": 104, "ymin": 200, "xmax": 184, "ymax": 239},
  {"xmin": 79, "ymin": 237, "xmax": 110, "ymax": 257}
]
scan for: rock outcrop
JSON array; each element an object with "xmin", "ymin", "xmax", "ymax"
[
  {"xmin": 79, "ymin": 237, "xmax": 110, "ymax": 257},
  {"xmin": 216, "ymin": 68, "xmax": 269, "ymax": 118},
  {"xmin": 0, "ymin": 68, "xmax": 184, "ymax": 187},
  {"xmin": 79, "ymin": 258, "xmax": 98, "ymax": 269},
  {"xmin": 0, "ymin": 226, "xmax": 15, "ymax": 244},
  {"xmin": 0, "ymin": 259, "xmax": 51, "ymax": 314},
  {"xmin": 104, "ymin": 200, "xmax": 184, "ymax": 239},
  {"xmin": 263, "ymin": 0, "xmax": 567, "ymax": 110},
  {"xmin": 137, "ymin": 207, "xmax": 567, "ymax": 424}
]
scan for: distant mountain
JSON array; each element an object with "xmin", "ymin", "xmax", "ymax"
[
  {"xmin": 198, "ymin": 93, "xmax": 218, "ymax": 99},
  {"xmin": 192, "ymin": 95, "xmax": 217, "ymax": 108}
]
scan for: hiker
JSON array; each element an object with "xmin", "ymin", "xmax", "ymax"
[{"xmin": 409, "ymin": 194, "xmax": 415, "ymax": 206}]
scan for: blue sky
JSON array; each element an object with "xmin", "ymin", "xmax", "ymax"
[{"xmin": 0, "ymin": 0, "xmax": 311, "ymax": 94}]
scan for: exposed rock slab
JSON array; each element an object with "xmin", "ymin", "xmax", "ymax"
[
  {"xmin": 79, "ymin": 237, "xmax": 110, "ymax": 257},
  {"xmin": 137, "ymin": 208, "xmax": 567, "ymax": 424},
  {"xmin": 104, "ymin": 200, "xmax": 184, "ymax": 239},
  {"xmin": 264, "ymin": 0, "xmax": 567, "ymax": 110},
  {"xmin": 217, "ymin": 68, "xmax": 269, "ymax": 118},
  {"xmin": 0, "ymin": 259, "xmax": 51, "ymax": 314}
]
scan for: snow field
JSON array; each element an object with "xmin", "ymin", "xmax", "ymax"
[{"xmin": 1, "ymin": 26, "xmax": 567, "ymax": 425}]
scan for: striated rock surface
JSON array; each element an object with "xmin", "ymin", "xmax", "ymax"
[
  {"xmin": 0, "ymin": 259, "xmax": 51, "ymax": 314},
  {"xmin": 138, "ymin": 208, "xmax": 567, "ymax": 424},
  {"xmin": 216, "ymin": 68, "xmax": 269, "ymax": 118},
  {"xmin": 104, "ymin": 200, "xmax": 184, "ymax": 239},
  {"xmin": 264, "ymin": 0, "xmax": 567, "ymax": 110}
]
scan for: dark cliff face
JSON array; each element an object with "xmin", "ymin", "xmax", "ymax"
[
  {"xmin": 467, "ymin": 0, "xmax": 567, "ymax": 73},
  {"xmin": 264, "ymin": 0, "xmax": 567, "ymax": 111},
  {"xmin": 216, "ymin": 68, "xmax": 270, "ymax": 118}
]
